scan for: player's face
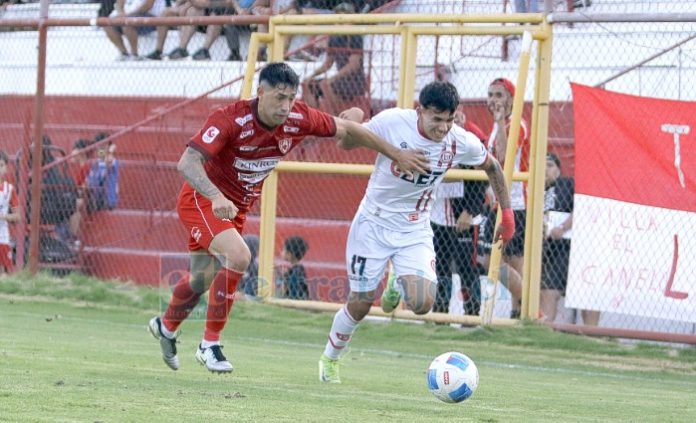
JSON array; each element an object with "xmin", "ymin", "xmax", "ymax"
[
  {"xmin": 417, "ymin": 106, "xmax": 455, "ymax": 142},
  {"xmin": 545, "ymin": 158, "xmax": 561, "ymax": 184},
  {"xmin": 487, "ymin": 84, "xmax": 512, "ymax": 117},
  {"xmin": 257, "ymin": 82, "xmax": 298, "ymax": 127}
]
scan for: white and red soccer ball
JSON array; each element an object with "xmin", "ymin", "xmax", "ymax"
[{"xmin": 427, "ymin": 351, "xmax": 479, "ymax": 403}]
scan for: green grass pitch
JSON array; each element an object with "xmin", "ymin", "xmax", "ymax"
[{"xmin": 1, "ymin": 272, "xmax": 695, "ymax": 422}]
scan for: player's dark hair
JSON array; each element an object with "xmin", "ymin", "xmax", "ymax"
[
  {"xmin": 259, "ymin": 63, "xmax": 300, "ymax": 90},
  {"xmin": 547, "ymin": 153, "xmax": 562, "ymax": 169},
  {"xmin": 419, "ymin": 81, "xmax": 460, "ymax": 114},
  {"xmin": 284, "ymin": 236, "xmax": 308, "ymax": 261}
]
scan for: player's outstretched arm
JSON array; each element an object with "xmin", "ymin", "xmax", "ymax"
[
  {"xmin": 177, "ymin": 147, "xmax": 239, "ymax": 220},
  {"xmin": 478, "ymin": 154, "xmax": 515, "ymax": 243},
  {"xmin": 333, "ymin": 117, "xmax": 430, "ymax": 176}
]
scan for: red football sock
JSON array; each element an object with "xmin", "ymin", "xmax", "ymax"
[
  {"xmin": 204, "ymin": 267, "xmax": 243, "ymax": 342},
  {"xmin": 162, "ymin": 276, "xmax": 203, "ymax": 333}
]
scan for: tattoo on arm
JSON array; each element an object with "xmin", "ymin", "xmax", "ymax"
[
  {"xmin": 481, "ymin": 157, "xmax": 511, "ymax": 210},
  {"xmin": 177, "ymin": 147, "xmax": 222, "ymax": 200}
]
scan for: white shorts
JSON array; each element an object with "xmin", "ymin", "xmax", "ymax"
[{"xmin": 345, "ymin": 212, "xmax": 437, "ymax": 292}]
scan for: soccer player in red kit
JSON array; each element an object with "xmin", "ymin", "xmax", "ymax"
[{"xmin": 148, "ymin": 62, "xmax": 430, "ymax": 373}]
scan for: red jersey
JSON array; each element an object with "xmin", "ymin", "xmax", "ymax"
[
  {"xmin": 463, "ymin": 120, "xmax": 487, "ymax": 144},
  {"xmin": 187, "ymin": 98, "xmax": 336, "ymax": 214}
]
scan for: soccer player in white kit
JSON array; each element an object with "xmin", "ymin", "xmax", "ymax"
[{"xmin": 318, "ymin": 81, "xmax": 516, "ymax": 383}]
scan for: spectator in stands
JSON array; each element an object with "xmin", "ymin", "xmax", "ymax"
[
  {"xmin": 104, "ymin": 0, "xmax": 167, "ymax": 60},
  {"xmin": 222, "ymin": 0, "xmax": 258, "ymax": 61},
  {"xmin": 514, "ymin": 0, "xmax": 539, "ymax": 13},
  {"xmin": 98, "ymin": 0, "xmax": 116, "ymax": 18},
  {"xmin": 144, "ymin": 0, "xmax": 194, "ymax": 60},
  {"xmin": 162, "ymin": 0, "xmax": 235, "ymax": 60},
  {"xmin": 240, "ymin": 234, "xmax": 259, "ymax": 297},
  {"xmin": 430, "ymin": 109, "xmax": 488, "ymax": 316},
  {"xmin": 25, "ymin": 136, "xmax": 78, "ymax": 257},
  {"xmin": 281, "ymin": 235, "xmax": 309, "ymax": 300},
  {"xmin": 0, "ymin": 150, "xmax": 20, "ymax": 275},
  {"xmin": 301, "ymin": 2, "xmax": 367, "ymax": 116},
  {"xmin": 86, "ymin": 140, "xmax": 120, "ymax": 212},
  {"xmin": 485, "ymin": 77, "xmax": 530, "ymax": 299},
  {"xmin": 67, "ymin": 139, "xmax": 93, "ymax": 243},
  {"xmin": 541, "ymin": 153, "xmax": 600, "ymax": 326}
]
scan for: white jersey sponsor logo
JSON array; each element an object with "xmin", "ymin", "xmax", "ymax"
[
  {"xmin": 288, "ymin": 112, "xmax": 303, "ymax": 120},
  {"xmin": 240, "ymin": 129, "xmax": 255, "ymax": 139},
  {"xmin": 283, "ymin": 125, "xmax": 300, "ymax": 133},
  {"xmin": 239, "ymin": 145, "xmax": 257, "ymax": 152},
  {"xmin": 202, "ymin": 126, "xmax": 220, "ymax": 144},
  {"xmin": 234, "ymin": 157, "xmax": 281, "ymax": 172},
  {"xmin": 235, "ymin": 114, "xmax": 253, "ymax": 126}
]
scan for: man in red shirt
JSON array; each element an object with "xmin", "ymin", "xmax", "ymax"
[
  {"xmin": 149, "ymin": 62, "xmax": 430, "ymax": 373},
  {"xmin": 482, "ymin": 77, "xmax": 530, "ymax": 317}
]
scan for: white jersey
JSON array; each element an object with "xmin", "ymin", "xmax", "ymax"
[
  {"xmin": 0, "ymin": 181, "xmax": 17, "ymax": 245},
  {"xmin": 359, "ymin": 108, "xmax": 488, "ymax": 232}
]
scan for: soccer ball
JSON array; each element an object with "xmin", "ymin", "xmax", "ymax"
[{"xmin": 426, "ymin": 351, "xmax": 479, "ymax": 403}]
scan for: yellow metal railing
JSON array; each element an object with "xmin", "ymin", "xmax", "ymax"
[{"xmin": 241, "ymin": 13, "xmax": 552, "ymax": 324}]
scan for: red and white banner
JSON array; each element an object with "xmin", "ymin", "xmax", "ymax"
[{"xmin": 566, "ymin": 83, "xmax": 696, "ymax": 322}]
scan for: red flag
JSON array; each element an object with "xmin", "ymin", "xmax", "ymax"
[{"xmin": 572, "ymin": 83, "xmax": 696, "ymax": 211}]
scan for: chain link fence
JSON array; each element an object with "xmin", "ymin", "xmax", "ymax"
[{"xmin": 1, "ymin": 0, "xmax": 694, "ymax": 339}]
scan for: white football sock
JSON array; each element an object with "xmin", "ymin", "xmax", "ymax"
[
  {"xmin": 160, "ymin": 320, "xmax": 177, "ymax": 340},
  {"xmin": 323, "ymin": 306, "xmax": 359, "ymax": 360},
  {"xmin": 200, "ymin": 340, "xmax": 220, "ymax": 349}
]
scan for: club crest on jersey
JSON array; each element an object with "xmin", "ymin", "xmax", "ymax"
[
  {"xmin": 202, "ymin": 126, "xmax": 220, "ymax": 144},
  {"xmin": 408, "ymin": 212, "xmax": 419, "ymax": 222},
  {"xmin": 191, "ymin": 227, "xmax": 202, "ymax": 243},
  {"xmin": 439, "ymin": 150, "xmax": 454, "ymax": 165},
  {"xmin": 278, "ymin": 138, "xmax": 292, "ymax": 154}
]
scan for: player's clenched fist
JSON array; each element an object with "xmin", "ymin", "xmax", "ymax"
[{"xmin": 211, "ymin": 194, "xmax": 239, "ymax": 221}]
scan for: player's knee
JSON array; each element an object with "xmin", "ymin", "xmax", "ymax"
[
  {"xmin": 189, "ymin": 270, "xmax": 208, "ymax": 293},
  {"xmin": 220, "ymin": 249, "xmax": 251, "ymax": 272}
]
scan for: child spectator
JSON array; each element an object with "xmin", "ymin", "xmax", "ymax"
[
  {"xmin": 67, "ymin": 139, "xmax": 93, "ymax": 243},
  {"xmin": 281, "ymin": 235, "xmax": 309, "ymax": 300},
  {"xmin": 0, "ymin": 150, "xmax": 20, "ymax": 274},
  {"xmin": 86, "ymin": 141, "xmax": 120, "ymax": 212}
]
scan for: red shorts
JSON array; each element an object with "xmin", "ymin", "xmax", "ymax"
[
  {"xmin": 0, "ymin": 244, "xmax": 13, "ymax": 270},
  {"xmin": 177, "ymin": 184, "xmax": 246, "ymax": 252}
]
